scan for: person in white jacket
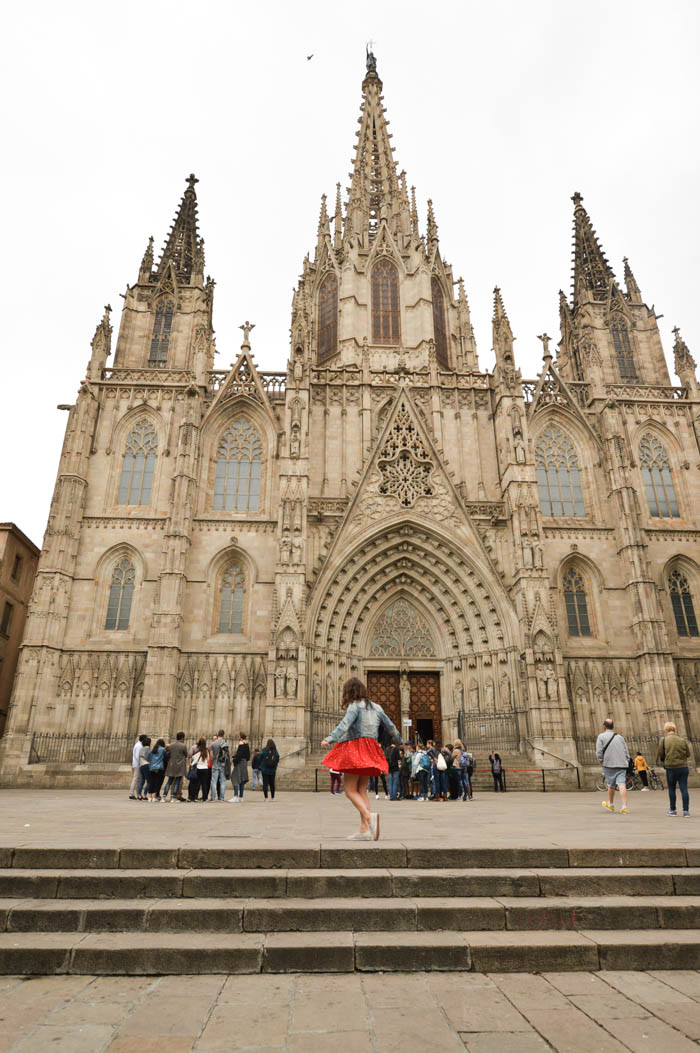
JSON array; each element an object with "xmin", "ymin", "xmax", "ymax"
[{"xmin": 129, "ymin": 734, "xmax": 146, "ymax": 799}]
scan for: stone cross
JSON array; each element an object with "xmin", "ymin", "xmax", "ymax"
[
  {"xmin": 239, "ymin": 321, "xmax": 255, "ymax": 349},
  {"xmin": 537, "ymin": 333, "xmax": 552, "ymax": 358}
]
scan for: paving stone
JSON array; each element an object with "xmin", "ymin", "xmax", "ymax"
[
  {"xmin": 415, "ymin": 897, "xmax": 505, "ymax": 931},
  {"xmin": 542, "ymin": 970, "xmax": 618, "ymax": 995},
  {"xmin": 354, "ymin": 931, "xmax": 471, "ymax": 971},
  {"xmin": 539, "ymin": 867, "xmax": 674, "ymax": 896},
  {"xmin": 600, "ymin": 1013, "xmax": 699, "ymax": 1051},
  {"xmin": 320, "ymin": 845, "xmax": 407, "ymax": 868},
  {"xmin": 523, "ymin": 1007, "xmax": 630, "ymax": 1052},
  {"xmin": 146, "ymin": 898, "xmax": 245, "ymax": 932},
  {"xmin": 568, "ymin": 847, "xmax": 687, "ymax": 868},
  {"xmin": 73, "ymin": 976, "xmax": 156, "ymax": 1002},
  {"xmin": 119, "ymin": 848, "xmax": 179, "ymax": 869},
  {"xmin": 588, "ymin": 930, "xmax": 700, "ymax": 970},
  {"xmin": 0, "ymin": 871, "xmax": 59, "ymax": 898},
  {"xmin": 646, "ymin": 1000, "xmax": 700, "ymax": 1040},
  {"xmin": 405, "ymin": 847, "xmax": 568, "ymax": 869},
  {"xmin": 287, "ymin": 1032, "xmax": 372, "ymax": 1052},
  {"xmin": 390, "ymin": 868, "xmax": 540, "ymax": 898},
  {"xmin": 106, "ymin": 1040, "xmax": 195, "ymax": 1053},
  {"xmin": 57, "ymin": 869, "xmax": 184, "ymax": 899},
  {"xmin": 360, "ymin": 971, "xmax": 441, "ymax": 1007},
  {"xmin": 46, "ymin": 999, "xmax": 132, "ymax": 1025},
  {"xmin": 289, "ymin": 985, "xmax": 365, "ymax": 1030},
  {"xmin": 71, "ymin": 932, "xmax": 263, "ymax": 974},
  {"xmin": 115, "ymin": 994, "xmax": 214, "ymax": 1035},
  {"xmin": 197, "ymin": 1002, "xmax": 289, "ymax": 1048},
  {"xmin": 370, "ymin": 1005, "xmax": 465, "ymax": 1050},
  {"xmin": 218, "ymin": 973, "xmax": 294, "ymax": 1003},
  {"xmin": 182, "ymin": 868, "xmax": 287, "ymax": 898},
  {"xmin": 178, "ymin": 845, "xmax": 319, "ymax": 869},
  {"xmin": 438, "ymin": 988, "xmax": 531, "ymax": 1030},
  {"xmin": 10, "ymin": 1024, "xmax": 116, "ymax": 1052},
  {"xmin": 263, "ymin": 932, "xmax": 354, "ymax": 972},
  {"xmin": 467, "ymin": 932, "xmax": 599, "ymax": 973},
  {"xmin": 488, "ymin": 972, "xmax": 571, "ymax": 1011},
  {"xmin": 500, "ymin": 895, "xmax": 659, "ymax": 931},
  {"xmin": 568, "ymin": 989, "xmax": 648, "ymax": 1018},
  {"xmin": 647, "ymin": 968, "xmax": 700, "ymax": 997},
  {"xmin": 246, "ymin": 897, "xmax": 416, "ymax": 932},
  {"xmin": 12, "ymin": 847, "xmax": 120, "ymax": 869},
  {"xmin": 460, "ymin": 1034, "xmax": 551, "ymax": 1053},
  {"xmin": 286, "ymin": 868, "xmax": 393, "ymax": 898}
]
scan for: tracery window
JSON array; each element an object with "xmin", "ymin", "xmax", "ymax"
[
  {"xmin": 217, "ymin": 564, "xmax": 245, "ymax": 634},
  {"xmin": 431, "ymin": 277, "xmax": 449, "ymax": 367},
  {"xmin": 318, "ymin": 272, "xmax": 338, "ymax": 363},
  {"xmin": 611, "ymin": 318, "xmax": 637, "ymax": 382},
  {"xmin": 534, "ymin": 424, "xmax": 586, "ymax": 517},
  {"xmin": 371, "ymin": 259, "xmax": 400, "ymax": 345},
  {"xmin": 377, "ymin": 401, "xmax": 433, "ymax": 507},
  {"xmin": 668, "ymin": 569, "xmax": 699, "ymax": 637},
  {"xmin": 214, "ymin": 417, "xmax": 263, "ymax": 512},
  {"xmin": 562, "ymin": 568, "xmax": 592, "ymax": 637},
  {"xmin": 105, "ymin": 558, "xmax": 135, "ymax": 631},
  {"xmin": 149, "ymin": 299, "xmax": 174, "ymax": 367},
  {"xmin": 639, "ymin": 434, "xmax": 679, "ymax": 518},
  {"xmin": 369, "ymin": 598, "xmax": 435, "ymax": 657},
  {"xmin": 117, "ymin": 419, "xmax": 158, "ymax": 505}
]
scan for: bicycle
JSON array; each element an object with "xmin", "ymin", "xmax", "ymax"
[
  {"xmin": 648, "ymin": 768, "xmax": 665, "ymax": 791},
  {"xmin": 594, "ymin": 771, "xmax": 638, "ymax": 792}
]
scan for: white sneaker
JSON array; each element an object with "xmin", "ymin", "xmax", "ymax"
[
  {"xmin": 375, "ymin": 793, "xmax": 380, "ymax": 799},
  {"xmin": 228, "ymin": 797, "xmax": 237, "ymax": 802}
]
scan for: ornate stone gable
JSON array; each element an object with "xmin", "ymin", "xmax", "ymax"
[{"xmin": 377, "ymin": 401, "xmax": 434, "ymax": 506}]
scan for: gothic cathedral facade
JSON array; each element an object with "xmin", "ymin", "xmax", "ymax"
[{"xmin": 2, "ymin": 55, "xmax": 700, "ymax": 781}]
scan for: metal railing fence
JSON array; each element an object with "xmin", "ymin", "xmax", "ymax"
[{"xmin": 28, "ymin": 733, "xmax": 134, "ymax": 766}]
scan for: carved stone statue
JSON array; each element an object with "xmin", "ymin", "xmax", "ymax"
[
  {"xmin": 484, "ymin": 678, "xmax": 495, "ymax": 712},
  {"xmin": 500, "ymin": 672, "xmax": 511, "ymax": 709},
  {"xmin": 536, "ymin": 664, "xmax": 548, "ymax": 702},
  {"xmin": 290, "ymin": 423, "xmax": 301, "ymax": 458},
  {"xmin": 312, "ymin": 673, "xmax": 321, "ymax": 706},
  {"xmin": 545, "ymin": 665, "xmax": 558, "ymax": 701},
  {"xmin": 280, "ymin": 533, "xmax": 291, "ymax": 564},
  {"xmin": 400, "ymin": 672, "xmax": 411, "ymax": 718},
  {"xmin": 275, "ymin": 664, "xmax": 286, "ymax": 698},
  {"xmin": 292, "ymin": 536, "xmax": 304, "ymax": 564},
  {"xmin": 469, "ymin": 678, "xmax": 479, "ymax": 711},
  {"xmin": 286, "ymin": 664, "xmax": 297, "ymax": 698}
]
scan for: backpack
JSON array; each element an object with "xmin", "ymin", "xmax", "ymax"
[
  {"xmin": 436, "ymin": 752, "xmax": 447, "ymax": 771},
  {"xmin": 459, "ymin": 751, "xmax": 470, "ymax": 770},
  {"xmin": 218, "ymin": 743, "xmax": 231, "ymax": 780}
]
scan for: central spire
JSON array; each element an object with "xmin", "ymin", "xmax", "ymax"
[{"xmin": 347, "ymin": 50, "xmax": 405, "ymax": 241}]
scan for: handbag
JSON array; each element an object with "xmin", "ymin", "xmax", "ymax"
[
  {"xmin": 437, "ymin": 753, "xmax": 447, "ymax": 771},
  {"xmin": 186, "ymin": 764, "xmax": 198, "ymax": 781}
]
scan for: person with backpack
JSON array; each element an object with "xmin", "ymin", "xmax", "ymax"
[
  {"xmin": 657, "ymin": 721, "xmax": 691, "ymax": 817},
  {"xmin": 386, "ymin": 742, "xmax": 402, "ymax": 800},
  {"xmin": 210, "ymin": 730, "xmax": 231, "ymax": 802},
  {"xmin": 258, "ymin": 738, "xmax": 280, "ymax": 800},
  {"xmin": 413, "ymin": 745, "xmax": 431, "ymax": 800},
  {"xmin": 146, "ymin": 738, "xmax": 167, "ymax": 801},
  {"xmin": 321, "ymin": 676, "xmax": 401, "ymax": 841},
  {"xmin": 400, "ymin": 745, "xmax": 413, "ymax": 800},
  {"xmin": 489, "ymin": 751, "xmax": 505, "ymax": 792},
  {"xmin": 596, "ymin": 718, "xmax": 630, "ymax": 814},
  {"xmin": 432, "ymin": 743, "xmax": 449, "ymax": 801}
]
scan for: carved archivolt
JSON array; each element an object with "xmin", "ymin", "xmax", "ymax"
[{"xmin": 369, "ymin": 598, "xmax": 435, "ymax": 657}]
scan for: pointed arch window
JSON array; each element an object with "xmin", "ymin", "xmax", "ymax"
[
  {"xmin": 214, "ymin": 417, "xmax": 263, "ymax": 512},
  {"xmin": 431, "ymin": 278, "xmax": 449, "ymax": 367},
  {"xmin": 218, "ymin": 563, "xmax": 245, "ymax": 634},
  {"xmin": 371, "ymin": 259, "xmax": 400, "ymax": 345},
  {"xmin": 611, "ymin": 317, "xmax": 637, "ymax": 382},
  {"xmin": 105, "ymin": 558, "xmax": 135, "ymax": 631},
  {"xmin": 562, "ymin": 568, "xmax": 592, "ymax": 637},
  {"xmin": 639, "ymin": 434, "xmax": 679, "ymax": 518},
  {"xmin": 117, "ymin": 419, "xmax": 158, "ymax": 505},
  {"xmin": 318, "ymin": 272, "xmax": 338, "ymax": 363},
  {"xmin": 669, "ymin": 570, "xmax": 699, "ymax": 637},
  {"xmin": 149, "ymin": 299, "xmax": 174, "ymax": 367},
  {"xmin": 534, "ymin": 424, "xmax": 586, "ymax": 517}
]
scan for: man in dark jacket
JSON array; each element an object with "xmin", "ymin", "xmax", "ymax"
[
  {"xmin": 387, "ymin": 743, "xmax": 401, "ymax": 800},
  {"xmin": 163, "ymin": 732, "xmax": 188, "ymax": 801}
]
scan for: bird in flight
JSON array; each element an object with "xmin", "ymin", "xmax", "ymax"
[{"xmin": 307, "ymin": 54, "xmax": 314, "ymax": 60}]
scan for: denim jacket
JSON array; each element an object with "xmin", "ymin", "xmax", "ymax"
[{"xmin": 325, "ymin": 700, "xmax": 401, "ymax": 745}]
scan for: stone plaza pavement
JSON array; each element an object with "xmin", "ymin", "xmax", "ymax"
[
  {"xmin": 4, "ymin": 969, "xmax": 700, "ymax": 1053},
  {"xmin": 0, "ymin": 787, "xmax": 697, "ymax": 849}
]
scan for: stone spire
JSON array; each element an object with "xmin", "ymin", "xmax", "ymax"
[
  {"xmin": 156, "ymin": 174, "xmax": 201, "ymax": 282},
  {"xmin": 138, "ymin": 236, "xmax": 154, "ymax": 283},
  {"xmin": 492, "ymin": 286, "xmax": 515, "ymax": 360},
  {"xmin": 316, "ymin": 193, "xmax": 330, "ymax": 256},
  {"xmin": 410, "ymin": 185, "xmax": 419, "ymax": 238},
  {"xmin": 571, "ymin": 192, "xmax": 614, "ymax": 307},
  {"xmin": 333, "ymin": 183, "xmax": 343, "ymax": 248},
  {"xmin": 347, "ymin": 50, "xmax": 405, "ymax": 240},
  {"xmin": 457, "ymin": 277, "xmax": 478, "ymax": 368},
  {"xmin": 623, "ymin": 256, "xmax": 642, "ymax": 304},
  {"xmin": 673, "ymin": 326, "xmax": 697, "ymax": 391},
  {"xmin": 88, "ymin": 304, "xmax": 112, "ymax": 380},
  {"xmin": 426, "ymin": 198, "xmax": 439, "ymax": 251}
]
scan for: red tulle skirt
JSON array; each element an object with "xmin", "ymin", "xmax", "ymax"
[{"xmin": 322, "ymin": 737, "xmax": 388, "ymax": 776}]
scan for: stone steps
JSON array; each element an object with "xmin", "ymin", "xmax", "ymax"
[{"xmin": 4, "ymin": 843, "xmax": 700, "ymax": 974}]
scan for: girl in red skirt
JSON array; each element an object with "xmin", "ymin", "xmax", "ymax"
[{"xmin": 321, "ymin": 677, "xmax": 401, "ymax": 841}]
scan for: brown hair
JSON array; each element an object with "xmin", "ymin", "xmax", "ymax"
[
  {"xmin": 342, "ymin": 677, "xmax": 370, "ymax": 707},
  {"xmin": 195, "ymin": 737, "xmax": 208, "ymax": 762}
]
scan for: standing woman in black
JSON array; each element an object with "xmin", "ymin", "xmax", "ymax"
[
  {"xmin": 489, "ymin": 751, "xmax": 505, "ymax": 792},
  {"xmin": 258, "ymin": 738, "xmax": 280, "ymax": 801},
  {"xmin": 229, "ymin": 732, "xmax": 251, "ymax": 802}
]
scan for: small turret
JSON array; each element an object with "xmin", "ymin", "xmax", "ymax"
[
  {"xmin": 426, "ymin": 198, "xmax": 439, "ymax": 253},
  {"xmin": 623, "ymin": 256, "xmax": 642, "ymax": 304},
  {"xmin": 673, "ymin": 326, "xmax": 698, "ymax": 393}
]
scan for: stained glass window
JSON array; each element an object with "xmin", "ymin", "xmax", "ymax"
[
  {"xmin": 105, "ymin": 558, "xmax": 135, "ymax": 631},
  {"xmin": 639, "ymin": 434, "xmax": 679, "ymax": 518},
  {"xmin": 318, "ymin": 272, "xmax": 338, "ymax": 362},
  {"xmin": 369, "ymin": 598, "xmax": 435, "ymax": 657},
  {"xmin": 563, "ymin": 568, "xmax": 592, "ymax": 636},
  {"xmin": 117, "ymin": 419, "xmax": 158, "ymax": 505},
  {"xmin": 431, "ymin": 277, "xmax": 449, "ymax": 367},
  {"xmin": 214, "ymin": 417, "xmax": 263, "ymax": 512},
  {"xmin": 218, "ymin": 564, "xmax": 245, "ymax": 633},
  {"xmin": 669, "ymin": 570, "xmax": 699, "ymax": 637},
  {"xmin": 371, "ymin": 259, "xmax": 400, "ymax": 345},
  {"xmin": 534, "ymin": 424, "xmax": 586, "ymax": 517},
  {"xmin": 149, "ymin": 300, "xmax": 174, "ymax": 367},
  {"xmin": 611, "ymin": 318, "xmax": 637, "ymax": 382}
]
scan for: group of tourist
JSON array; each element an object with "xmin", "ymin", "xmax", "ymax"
[
  {"xmin": 596, "ymin": 717, "xmax": 691, "ymax": 816},
  {"xmin": 128, "ymin": 731, "xmax": 280, "ymax": 803},
  {"xmin": 332, "ymin": 740, "xmax": 480, "ymax": 801}
]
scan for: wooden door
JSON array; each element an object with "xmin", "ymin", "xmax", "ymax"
[
  {"xmin": 366, "ymin": 671, "xmax": 401, "ymax": 729},
  {"xmin": 409, "ymin": 672, "xmax": 441, "ymax": 741}
]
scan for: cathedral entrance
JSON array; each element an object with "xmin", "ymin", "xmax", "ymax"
[{"xmin": 366, "ymin": 670, "xmax": 441, "ymax": 744}]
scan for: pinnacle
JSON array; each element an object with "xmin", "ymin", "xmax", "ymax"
[
  {"xmin": 623, "ymin": 255, "xmax": 642, "ymax": 302},
  {"xmin": 571, "ymin": 193, "xmax": 614, "ymax": 307},
  {"xmin": 156, "ymin": 174, "xmax": 201, "ymax": 282}
]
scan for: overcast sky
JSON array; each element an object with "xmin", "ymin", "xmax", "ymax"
[{"xmin": 2, "ymin": 0, "xmax": 699, "ymax": 546}]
